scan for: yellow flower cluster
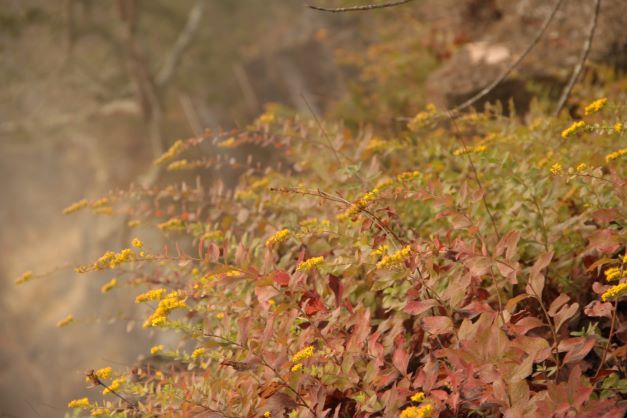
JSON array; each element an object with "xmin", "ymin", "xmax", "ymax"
[
  {"xmin": 337, "ymin": 187, "xmax": 381, "ymax": 221},
  {"xmin": 264, "ymin": 411, "xmax": 272, "ymax": 418},
  {"xmin": 62, "ymin": 199, "xmax": 89, "ymax": 215},
  {"xmin": 57, "ymin": 314, "xmax": 74, "ymax": 328},
  {"xmin": 605, "ymin": 147, "xmax": 627, "ymax": 162},
  {"xmin": 135, "ymin": 288, "xmax": 166, "ymax": 303},
  {"xmin": 143, "ymin": 291, "xmax": 187, "ymax": 327},
  {"xmin": 100, "ymin": 278, "xmax": 117, "ymax": 294},
  {"xmin": 452, "ymin": 144, "xmax": 487, "ymax": 156},
  {"xmin": 75, "ymin": 248, "xmax": 135, "ymax": 273},
  {"xmin": 158, "ymin": 218, "xmax": 185, "ymax": 231},
  {"xmin": 150, "ymin": 344, "xmax": 164, "ymax": 355},
  {"xmin": 376, "ymin": 245, "xmax": 411, "ymax": 269},
  {"xmin": 615, "ymin": 122, "xmax": 623, "ymax": 133},
  {"xmin": 167, "ymin": 159, "xmax": 190, "ymax": 171},
  {"xmin": 95, "ymin": 367, "xmax": 112, "ymax": 380},
  {"xmin": 575, "ymin": 163, "xmax": 587, "ymax": 173},
  {"xmin": 102, "ymin": 378, "xmax": 125, "ymax": 395},
  {"xmin": 291, "ymin": 363, "xmax": 303, "ymax": 372},
  {"xmin": 365, "ymin": 137, "xmax": 388, "ymax": 153},
  {"xmin": 291, "ymin": 345, "xmax": 315, "ymax": 362},
  {"xmin": 408, "ymin": 103, "xmax": 437, "ymax": 131},
  {"xmin": 410, "ymin": 392, "xmax": 425, "ymax": 403},
  {"xmin": 15, "ymin": 271, "xmax": 33, "ymax": 285},
  {"xmin": 399, "ymin": 404, "xmax": 433, "ymax": 418},
  {"xmin": 266, "ymin": 229, "xmax": 290, "ymax": 248},
  {"xmin": 217, "ymin": 137, "xmax": 237, "ymax": 148},
  {"xmin": 601, "ymin": 281, "xmax": 627, "ymax": 302},
  {"xmin": 154, "ymin": 139, "xmax": 184, "ymax": 165},
  {"xmin": 68, "ymin": 398, "xmax": 90, "ymax": 409},
  {"xmin": 132, "ymin": 238, "xmax": 143, "ymax": 248},
  {"xmin": 584, "ymin": 98, "xmax": 607, "ymax": 115},
  {"xmin": 191, "ymin": 347, "xmax": 205, "ymax": 359},
  {"xmin": 258, "ymin": 112, "xmax": 275, "ymax": 124},
  {"xmin": 397, "ymin": 170, "xmax": 421, "ymax": 182},
  {"xmin": 561, "ymin": 120, "xmax": 586, "ymax": 139},
  {"xmin": 371, "ymin": 245, "xmax": 389, "ymax": 257},
  {"xmin": 90, "ymin": 407, "xmax": 109, "ymax": 416},
  {"xmin": 549, "ymin": 163, "xmax": 562, "ymax": 175},
  {"xmin": 605, "ymin": 267, "xmax": 627, "ymax": 282},
  {"xmin": 200, "ymin": 230, "xmax": 224, "ymax": 241},
  {"xmin": 128, "ymin": 219, "xmax": 141, "ymax": 228},
  {"xmin": 296, "ymin": 256, "xmax": 324, "ymax": 272}
]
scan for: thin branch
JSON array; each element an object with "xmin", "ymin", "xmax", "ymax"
[
  {"xmin": 156, "ymin": 0, "xmax": 205, "ymax": 87},
  {"xmin": 451, "ymin": 0, "xmax": 565, "ymax": 114},
  {"xmin": 308, "ymin": 0, "xmax": 414, "ymax": 13},
  {"xmin": 554, "ymin": 0, "xmax": 602, "ymax": 115}
]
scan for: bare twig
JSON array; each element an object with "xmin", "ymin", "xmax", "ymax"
[
  {"xmin": 554, "ymin": 0, "xmax": 602, "ymax": 115},
  {"xmin": 308, "ymin": 0, "xmax": 414, "ymax": 13},
  {"xmin": 451, "ymin": 0, "xmax": 565, "ymax": 114},
  {"xmin": 156, "ymin": 0, "xmax": 205, "ymax": 87}
]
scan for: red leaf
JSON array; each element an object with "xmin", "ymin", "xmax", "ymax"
[
  {"xmin": 272, "ymin": 270, "xmax": 290, "ymax": 287},
  {"xmin": 422, "ymin": 316, "xmax": 453, "ymax": 335},
  {"xmin": 392, "ymin": 334, "xmax": 409, "ymax": 375},
  {"xmin": 495, "ymin": 230, "xmax": 521, "ymax": 260},
  {"xmin": 558, "ymin": 337, "xmax": 596, "ymax": 364},
  {"xmin": 328, "ymin": 274, "xmax": 343, "ymax": 308},
  {"xmin": 301, "ymin": 290, "xmax": 326, "ymax": 316},
  {"xmin": 405, "ymin": 299, "xmax": 439, "ymax": 315},
  {"xmin": 587, "ymin": 229, "xmax": 620, "ymax": 254},
  {"xmin": 583, "ymin": 300, "xmax": 613, "ymax": 319}
]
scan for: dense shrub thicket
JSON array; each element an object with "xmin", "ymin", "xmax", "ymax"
[{"xmin": 25, "ymin": 92, "xmax": 624, "ymax": 418}]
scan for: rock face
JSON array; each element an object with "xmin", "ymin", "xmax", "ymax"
[{"xmin": 425, "ymin": 0, "xmax": 627, "ymax": 111}]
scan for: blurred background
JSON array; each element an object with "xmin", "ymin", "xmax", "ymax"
[{"xmin": 0, "ymin": 0, "xmax": 625, "ymax": 416}]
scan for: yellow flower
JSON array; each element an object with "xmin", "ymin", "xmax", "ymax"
[
  {"xmin": 158, "ymin": 218, "xmax": 185, "ymax": 231},
  {"xmin": 399, "ymin": 403, "xmax": 433, "ymax": 418},
  {"xmin": 605, "ymin": 147, "xmax": 627, "ymax": 162},
  {"xmin": 135, "ymin": 288, "xmax": 166, "ymax": 303},
  {"xmin": 154, "ymin": 139, "xmax": 184, "ymax": 165},
  {"xmin": 100, "ymin": 278, "xmax": 117, "ymax": 294},
  {"xmin": 217, "ymin": 137, "xmax": 237, "ymax": 148},
  {"xmin": 259, "ymin": 112, "xmax": 275, "ymax": 124},
  {"xmin": 575, "ymin": 163, "xmax": 587, "ymax": 173},
  {"xmin": 95, "ymin": 367, "xmax": 112, "ymax": 380},
  {"xmin": 291, "ymin": 345, "xmax": 315, "ymax": 362},
  {"xmin": 410, "ymin": 392, "xmax": 425, "ymax": 403},
  {"xmin": 601, "ymin": 281, "xmax": 627, "ymax": 302},
  {"xmin": 604, "ymin": 267, "xmax": 627, "ymax": 282},
  {"xmin": 15, "ymin": 271, "xmax": 33, "ymax": 285},
  {"xmin": 57, "ymin": 314, "xmax": 74, "ymax": 328},
  {"xmin": 365, "ymin": 137, "xmax": 388, "ymax": 153},
  {"xmin": 167, "ymin": 159, "xmax": 190, "ymax": 171},
  {"xmin": 397, "ymin": 171, "xmax": 421, "ymax": 182},
  {"xmin": 584, "ymin": 98, "xmax": 607, "ymax": 115},
  {"xmin": 266, "ymin": 229, "xmax": 290, "ymax": 248},
  {"xmin": 191, "ymin": 347, "xmax": 205, "ymax": 359},
  {"xmin": 91, "ymin": 408, "xmax": 109, "ymax": 416},
  {"xmin": 614, "ymin": 122, "xmax": 623, "ymax": 133},
  {"xmin": 68, "ymin": 398, "xmax": 90, "ymax": 409},
  {"xmin": 453, "ymin": 144, "xmax": 487, "ymax": 156},
  {"xmin": 549, "ymin": 163, "xmax": 562, "ymax": 175},
  {"xmin": 128, "ymin": 219, "xmax": 141, "ymax": 228},
  {"xmin": 215, "ymin": 312, "xmax": 225, "ymax": 319},
  {"xmin": 291, "ymin": 363, "xmax": 303, "ymax": 372},
  {"xmin": 376, "ymin": 245, "xmax": 412, "ymax": 269},
  {"xmin": 296, "ymin": 256, "xmax": 325, "ymax": 272},
  {"xmin": 371, "ymin": 245, "xmax": 389, "ymax": 257},
  {"xmin": 143, "ymin": 291, "xmax": 187, "ymax": 328},
  {"xmin": 102, "ymin": 378, "xmax": 124, "ymax": 395},
  {"xmin": 337, "ymin": 187, "xmax": 381, "ymax": 220},
  {"xmin": 150, "ymin": 345, "xmax": 164, "ymax": 355},
  {"xmin": 62, "ymin": 199, "xmax": 89, "ymax": 215},
  {"xmin": 561, "ymin": 120, "xmax": 586, "ymax": 139},
  {"xmin": 264, "ymin": 412, "xmax": 272, "ymax": 418},
  {"xmin": 132, "ymin": 238, "xmax": 143, "ymax": 248},
  {"xmin": 408, "ymin": 103, "xmax": 437, "ymax": 131}
]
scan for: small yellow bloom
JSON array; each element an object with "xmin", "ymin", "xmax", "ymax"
[
  {"xmin": 63, "ymin": 199, "xmax": 89, "ymax": 215},
  {"xmin": 399, "ymin": 403, "xmax": 433, "ymax": 418},
  {"xmin": 215, "ymin": 312, "xmax": 225, "ymax": 319},
  {"xmin": 604, "ymin": 267, "xmax": 627, "ymax": 282},
  {"xmin": 584, "ymin": 97, "xmax": 607, "ymax": 115},
  {"xmin": 259, "ymin": 112, "xmax": 275, "ymax": 124},
  {"xmin": 296, "ymin": 256, "xmax": 325, "ymax": 272},
  {"xmin": 217, "ymin": 137, "xmax": 237, "ymax": 148},
  {"xmin": 614, "ymin": 122, "xmax": 623, "ymax": 133},
  {"xmin": 266, "ymin": 229, "xmax": 290, "ymax": 248},
  {"xmin": 397, "ymin": 171, "xmax": 421, "ymax": 182},
  {"xmin": 91, "ymin": 407, "xmax": 109, "ymax": 416},
  {"xmin": 128, "ymin": 219, "xmax": 141, "ymax": 228},
  {"xmin": 561, "ymin": 120, "xmax": 586, "ymax": 139},
  {"xmin": 167, "ymin": 159, "xmax": 190, "ymax": 171},
  {"xmin": 154, "ymin": 139, "xmax": 184, "ymax": 165},
  {"xmin": 264, "ymin": 411, "xmax": 272, "ymax": 418},
  {"xmin": 57, "ymin": 314, "xmax": 74, "ymax": 328},
  {"xmin": 100, "ymin": 278, "xmax": 117, "ymax": 294},
  {"xmin": 151, "ymin": 345, "xmax": 164, "ymax": 355},
  {"xmin": 102, "ymin": 378, "xmax": 124, "ymax": 395},
  {"xmin": 191, "ymin": 347, "xmax": 205, "ymax": 359},
  {"xmin": 601, "ymin": 281, "xmax": 627, "ymax": 302},
  {"xmin": 131, "ymin": 238, "xmax": 143, "ymax": 248},
  {"xmin": 68, "ymin": 398, "xmax": 90, "ymax": 409},
  {"xmin": 575, "ymin": 163, "xmax": 587, "ymax": 173},
  {"xmin": 15, "ymin": 271, "xmax": 33, "ymax": 285},
  {"xmin": 291, "ymin": 363, "xmax": 303, "ymax": 372},
  {"xmin": 135, "ymin": 288, "xmax": 166, "ymax": 303},
  {"xmin": 376, "ymin": 245, "xmax": 412, "ymax": 269},
  {"xmin": 410, "ymin": 392, "xmax": 426, "ymax": 403},
  {"xmin": 605, "ymin": 147, "xmax": 627, "ymax": 162},
  {"xmin": 549, "ymin": 163, "xmax": 562, "ymax": 175},
  {"xmin": 95, "ymin": 367, "xmax": 112, "ymax": 380},
  {"xmin": 291, "ymin": 345, "xmax": 315, "ymax": 362}
]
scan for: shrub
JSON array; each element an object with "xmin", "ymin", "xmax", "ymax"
[{"xmin": 27, "ymin": 96, "xmax": 626, "ymax": 417}]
